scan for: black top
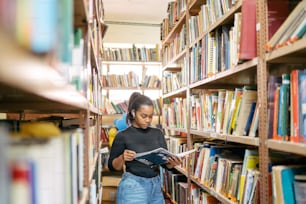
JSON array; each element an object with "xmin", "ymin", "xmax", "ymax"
[{"xmin": 108, "ymin": 126, "xmax": 167, "ymax": 178}]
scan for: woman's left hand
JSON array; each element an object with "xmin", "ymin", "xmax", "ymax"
[{"xmin": 166, "ymin": 156, "xmax": 182, "ymax": 169}]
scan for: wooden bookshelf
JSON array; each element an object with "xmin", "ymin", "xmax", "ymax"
[
  {"xmin": 0, "ymin": 0, "xmax": 107, "ymax": 203},
  {"xmin": 101, "ymin": 59, "xmax": 162, "ymax": 117},
  {"xmin": 160, "ymin": 0, "xmax": 306, "ymax": 204}
]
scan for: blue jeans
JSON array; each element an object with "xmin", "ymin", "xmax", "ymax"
[{"xmin": 116, "ymin": 172, "xmax": 165, "ymax": 204}]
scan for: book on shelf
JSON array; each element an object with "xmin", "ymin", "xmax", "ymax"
[
  {"xmin": 238, "ymin": 0, "xmax": 257, "ymax": 60},
  {"xmin": 272, "ymin": 165, "xmax": 306, "ymax": 204},
  {"xmin": 233, "ymin": 86, "xmax": 257, "ymax": 136},
  {"xmin": 178, "ymin": 182, "xmax": 188, "ymax": 204},
  {"xmin": 291, "ymin": 70, "xmax": 300, "ymax": 143},
  {"xmin": 266, "ymin": 0, "xmax": 305, "ymax": 50},
  {"xmin": 272, "ymin": 86, "xmax": 281, "ymax": 140},
  {"xmin": 294, "ymin": 174, "xmax": 306, "ymax": 204},
  {"xmin": 248, "ymin": 102, "xmax": 260, "ymax": 137},
  {"xmin": 278, "ymin": 73, "xmax": 291, "ymax": 141},
  {"xmin": 135, "ymin": 147, "xmax": 196, "ymax": 166},
  {"xmin": 240, "ymin": 169, "xmax": 260, "ymax": 204},
  {"xmin": 243, "ymin": 102, "xmax": 257, "ymax": 136},
  {"xmin": 238, "ymin": 149, "xmax": 259, "ymax": 202},
  {"xmin": 298, "ymin": 69, "xmax": 306, "ymax": 143},
  {"xmin": 268, "ymin": 75, "xmax": 282, "ymax": 139},
  {"xmin": 267, "ymin": 0, "xmax": 289, "ymax": 40}
]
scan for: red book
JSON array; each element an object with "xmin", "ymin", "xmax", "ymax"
[
  {"xmin": 291, "ymin": 70, "xmax": 300, "ymax": 143},
  {"xmin": 267, "ymin": 0, "xmax": 289, "ymax": 40},
  {"xmin": 272, "ymin": 86, "xmax": 281, "ymax": 140},
  {"xmin": 239, "ymin": 0, "xmax": 257, "ymax": 60}
]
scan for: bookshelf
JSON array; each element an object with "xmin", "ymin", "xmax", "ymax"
[
  {"xmin": 160, "ymin": 0, "xmax": 306, "ymax": 204},
  {"xmin": 100, "ymin": 47, "xmax": 163, "ymax": 127},
  {"xmin": 0, "ymin": 0, "xmax": 107, "ymax": 203}
]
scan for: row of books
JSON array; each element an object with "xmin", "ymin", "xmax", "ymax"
[
  {"xmin": 167, "ymin": 136, "xmax": 188, "ymax": 169},
  {"xmin": 162, "ymin": 72, "xmax": 184, "ymax": 94},
  {"xmin": 101, "ymin": 72, "xmax": 140, "ymax": 88},
  {"xmin": 188, "ymin": 0, "xmax": 239, "ymax": 45},
  {"xmin": 0, "ymin": 121, "xmax": 86, "ymax": 204},
  {"xmin": 160, "ymin": 0, "xmax": 186, "ymax": 41},
  {"xmin": 272, "ymin": 164, "xmax": 306, "ymax": 204},
  {"xmin": 268, "ymin": 69, "xmax": 306, "ymax": 143},
  {"xmin": 266, "ymin": 0, "xmax": 306, "ymax": 51},
  {"xmin": 101, "ymin": 72, "xmax": 162, "ymax": 89},
  {"xmin": 190, "ymin": 142, "xmax": 259, "ymax": 204},
  {"xmin": 162, "ymin": 58, "xmax": 188, "ymax": 93},
  {"xmin": 162, "ymin": 24, "xmax": 187, "ymax": 66},
  {"xmin": 102, "ymin": 45, "xmax": 160, "ymax": 62},
  {"xmin": 197, "ymin": 0, "xmax": 239, "ymax": 33},
  {"xmin": 142, "ymin": 75, "xmax": 162, "ymax": 89},
  {"xmin": 162, "ymin": 97, "xmax": 188, "ymax": 130},
  {"xmin": 190, "ymin": 86, "xmax": 258, "ymax": 137},
  {"xmin": 101, "ymin": 97, "xmax": 162, "ymax": 116}
]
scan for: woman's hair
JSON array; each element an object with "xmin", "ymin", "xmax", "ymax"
[{"xmin": 126, "ymin": 92, "xmax": 153, "ymax": 124}]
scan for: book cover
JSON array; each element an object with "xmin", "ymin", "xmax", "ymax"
[
  {"xmin": 291, "ymin": 70, "xmax": 300, "ymax": 143},
  {"xmin": 277, "ymin": 73, "xmax": 290, "ymax": 141},
  {"xmin": 272, "ymin": 165, "xmax": 306, "ymax": 204},
  {"xmin": 239, "ymin": 0, "xmax": 257, "ymax": 60},
  {"xmin": 266, "ymin": 0, "xmax": 304, "ymax": 50},
  {"xmin": 135, "ymin": 147, "xmax": 196, "ymax": 166},
  {"xmin": 234, "ymin": 86, "xmax": 257, "ymax": 136},
  {"xmin": 248, "ymin": 102, "xmax": 260, "ymax": 137},
  {"xmin": 272, "ymin": 86, "xmax": 281, "ymax": 140},
  {"xmin": 178, "ymin": 182, "xmax": 188, "ymax": 204},
  {"xmin": 243, "ymin": 102, "xmax": 257, "ymax": 136},
  {"xmin": 238, "ymin": 149, "xmax": 259, "ymax": 201},
  {"xmin": 268, "ymin": 76, "xmax": 282, "ymax": 139},
  {"xmin": 281, "ymin": 166, "xmax": 306, "ymax": 204},
  {"xmin": 298, "ymin": 69, "xmax": 306, "ymax": 143}
]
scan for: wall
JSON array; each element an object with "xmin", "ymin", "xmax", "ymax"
[{"xmin": 103, "ymin": 23, "xmax": 160, "ymax": 44}]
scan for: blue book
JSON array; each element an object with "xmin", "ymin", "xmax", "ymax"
[
  {"xmin": 135, "ymin": 148, "xmax": 196, "ymax": 166},
  {"xmin": 281, "ymin": 166, "xmax": 306, "ymax": 204},
  {"xmin": 278, "ymin": 74, "xmax": 290, "ymax": 139},
  {"xmin": 243, "ymin": 102, "xmax": 257, "ymax": 136}
]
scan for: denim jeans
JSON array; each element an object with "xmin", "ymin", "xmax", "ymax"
[{"xmin": 116, "ymin": 172, "xmax": 165, "ymax": 204}]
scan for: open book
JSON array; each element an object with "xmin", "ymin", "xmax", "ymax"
[{"xmin": 135, "ymin": 147, "xmax": 196, "ymax": 166}]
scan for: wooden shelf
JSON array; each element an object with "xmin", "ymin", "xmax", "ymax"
[
  {"xmin": 189, "ymin": 0, "xmax": 242, "ymax": 49},
  {"xmin": 226, "ymin": 135, "xmax": 259, "ymax": 146},
  {"xmin": 175, "ymin": 166, "xmax": 188, "ymax": 177},
  {"xmin": 0, "ymin": 32, "xmax": 88, "ymax": 112},
  {"xmin": 190, "ymin": 176, "xmax": 237, "ymax": 204},
  {"xmin": 162, "ymin": 87, "xmax": 187, "ymax": 99},
  {"xmin": 103, "ymin": 61, "xmax": 161, "ymax": 66},
  {"xmin": 162, "ymin": 48, "xmax": 187, "ymax": 71},
  {"xmin": 265, "ymin": 38, "xmax": 306, "ymax": 64},
  {"xmin": 164, "ymin": 126, "xmax": 188, "ymax": 134},
  {"xmin": 162, "ymin": 12, "xmax": 187, "ymax": 45},
  {"xmin": 266, "ymin": 139, "xmax": 306, "ymax": 157},
  {"xmin": 190, "ymin": 130, "xmax": 259, "ymax": 146},
  {"xmin": 189, "ymin": 0, "xmax": 206, "ymax": 14},
  {"xmin": 102, "ymin": 87, "xmax": 161, "ymax": 91},
  {"xmin": 190, "ymin": 58, "xmax": 258, "ymax": 89}
]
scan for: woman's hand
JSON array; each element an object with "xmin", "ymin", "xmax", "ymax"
[
  {"xmin": 166, "ymin": 156, "xmax": 182, "ymax": 169},
  {"xmin": 122, "ymin": 149, "xmax": 136, "ymax": 161}
]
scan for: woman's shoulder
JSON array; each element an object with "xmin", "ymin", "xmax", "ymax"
[{"xmin": 149, "ymin": 127, "xmax": 164, "ymax": 134}]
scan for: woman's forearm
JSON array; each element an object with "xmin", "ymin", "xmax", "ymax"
[{"xmin": 112, "ymin": 154, "xmax": 125, "ymax": 171}]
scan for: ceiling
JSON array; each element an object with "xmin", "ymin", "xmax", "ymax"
[{"xmin": 102, "ymin": 0, "xmax": 171, "ymax": 25}]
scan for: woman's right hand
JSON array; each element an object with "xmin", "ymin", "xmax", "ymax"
[{"xmin": 122, "ymin": 149, "xmax": 136, "ymax": 161}]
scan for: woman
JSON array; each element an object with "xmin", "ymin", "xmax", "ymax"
[{"xmin": 108, "ymin": 92, "xmax": 181, "ymax": 204}]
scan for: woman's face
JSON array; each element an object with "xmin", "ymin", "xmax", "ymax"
[{"xmin": 132, "ymin": 104, "xmax": 154, "ymax": 129}]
